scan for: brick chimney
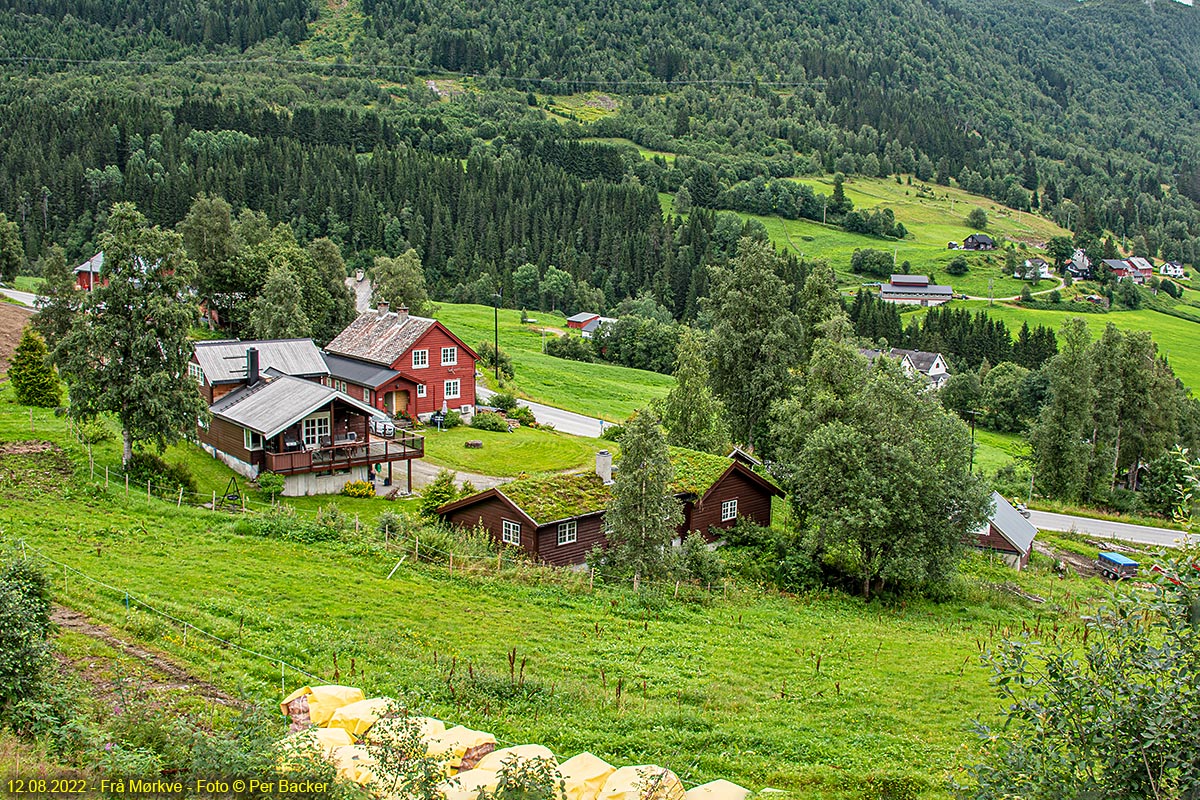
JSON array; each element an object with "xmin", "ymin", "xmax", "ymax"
[
  {"xmin": 595, "ymin": 450, "xmax": 613, "ymax": 485},
  {"xmin": 377, "ymin": 301, "xmax": 390, "ymax": 315}
]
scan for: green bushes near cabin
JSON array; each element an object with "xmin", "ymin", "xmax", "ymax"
[
  {"xmin": 545, "ymin": 333, "xmax": 594, "ymax": 363},
  {"xmin": 125, "ymin": 452, "xmax": 197, "ymax": 498},
  {"xmin": 470, "ymin": 411, "xmax": 510, "ymax": 432}
]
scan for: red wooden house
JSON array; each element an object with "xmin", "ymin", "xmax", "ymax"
[
  {"xmin": 566, "ymin": 312, "xmax": 601, "ymax": 331},
  {"xmin": 74, "ymin": 253, "xmax": 105, "ymax": 290},
  {"xmin": 971, "ymin": 491, "xmax": 1038, "ymax": 570},
  {"xmin": 323, "ymin": 304, "xmax": 479, "ymax": 420},
  {"xmin": 438, "ymin": 449, "xmax": 783, "ymax": 566}
]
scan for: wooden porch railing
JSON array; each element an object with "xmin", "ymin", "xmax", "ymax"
[{"xmin": 263, "ymin": 433, "xmax": 424, "ymax": 476}]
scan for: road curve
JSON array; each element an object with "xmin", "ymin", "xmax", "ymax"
[{"xmin": 1028, "ymin": 509, "xmax": 1195, "ymax": 549}]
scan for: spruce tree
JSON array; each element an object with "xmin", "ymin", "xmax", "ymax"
[
  {"xmin": 31, "ymin": 245, "xmax": 76, "ymax": 349},
  {"xmin": 604, "ymin": 410, "xmax": 682, "ymax": 589},
  {"xmin": 8, "ymin": 328, "xmax": 61, "ymax": 407},
  {"xmin": 0, "ymin": 212, "xmax": 22, "ymax": 284}
]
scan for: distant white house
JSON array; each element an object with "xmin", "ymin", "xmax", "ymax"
[
  {"xmin": 859, "ymin": 347, "xmax": 950, "ymax": 388},
  {"xmin": 1016, "ymin": 258, "xmax": 1052, "ymax": 280},
  {"xmin": 1161, "ymin": 261, "xmax": 1187, "ymax": 279},
  {"xmin": 580, "ymin": 316, "xmax": 618, "ymax": 339}
]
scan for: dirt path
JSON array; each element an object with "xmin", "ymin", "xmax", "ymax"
[
  {"xmin": 52, "ymin": 605, "xmax": 242, "ymax": 708},
  {"xmin": 0, "ymin": 301, "xmax": 32, "ymax": 373}
]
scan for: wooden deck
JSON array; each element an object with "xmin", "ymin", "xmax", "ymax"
[{"xmin": 263, "ymin": 434, "xmax": 424, "ymax": 475}]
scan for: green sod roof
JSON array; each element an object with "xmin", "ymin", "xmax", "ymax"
[{"xmin": 497, "ymin": 448, "xmax": 734, "ymax": 524}]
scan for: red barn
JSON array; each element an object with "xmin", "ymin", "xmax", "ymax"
[
  {"xmin": 74, "ymin": 253, "xmax": 105, "ymax": 291},
  {"xmin": 438, "ymin": 448, "xmax": 783, "ymax": 566},
  {"xmin": 323, "ymin": 303, "xmax": 478, "ymax": 420},
  {"xmin": 566, "ymin": 312, "xmax": 600, "ymax": 330},
  {"xmin": 971, "ymin": 491, "xmax": 1038, "ymax": 570}
]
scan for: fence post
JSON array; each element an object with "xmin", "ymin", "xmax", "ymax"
[
  {"xmin": 355, "ymin": 515, "xmax": 360, "ymax": 535},
  {"xmin": 415, "ymin": 536, "xmax": 419, "ymax": 562},
  {"xmin": 147, "ymin": 478, "xmax": 152, "ymax": 501},
  {"xmin": 177, "ymin": 486, "xmax": 184, "ymax": 508},
  {"xmin": 241, "ymin": 493, "xmax": 245, "ymax": 513},
  {"xmin": 589, "ymin": 569, "xmax": 594, "ymax": 591},
  {"xmin": 90, "ymin": 461, "xmax": 95, "ymax": 481},
  {"xmin": 105, "ymin": 466, "xmax": 109, "ymax": 488},
  {"xmin": 497, "ymin": 551, "xmax": 502, "ymax": 572},
  {"xmin": 212, "ymin": 490, "xmax": 216, "ymax": 510},
  {"xmin": 449, "ymin": 552, "xmax": 453, "ymax": 575},
  {"xmin": 29, "ymin": 408, "xmax": 33, "ymax": 433},
  {"xmin": 125, "ymin": 474, "xmax": 129, "ymax": 497}
]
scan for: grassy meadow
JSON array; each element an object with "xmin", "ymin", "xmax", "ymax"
[
  {"xmin": 0, "ymin": 387, "xmax": 1146, "ymax": 799},
  {"xmin": 421, "ymin": 424, "xmax": 600, "ymax": 476},
  {"xmin": 434, "ymin": 302, "xmax": 674, "ymax": 421}
]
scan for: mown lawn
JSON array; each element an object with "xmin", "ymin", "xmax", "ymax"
[
  {"xmin": 972, "ymin": 428, "xmax": 1028, "ymax": 476},
  {"xmin": 0, "ymin": 388, "xmax": 1140, "ymax": 799},
  {"xmin": 434, "ymin": 302, "xmax": 674, "ymax": 421},
  {"xmin": 421, "ymin": 424, "xmax": 601, "ymax": 476}
]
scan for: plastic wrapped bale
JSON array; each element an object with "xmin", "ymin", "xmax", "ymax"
[
  {"xmin": 367, "ymin": 715, "xmax": 447, "ymax": 749},
  {"xmin": 328, "ymin": 697, "xmax": 393, "ymax": 738},
  {"xmin": 685, "ymin": 781, "xmax": 751, "ymax": 800},
  {"xmin": 280, "ymin": 685, "xmax": 365, "ymax": 729},
  {"xmin": 440, "ymin": 768, "xmax": 500, "ymax": 800},
  {"xmin": 598, "ymin": 766, "xmax": 686, "ymax": 800},
  {"xmin": 475, "ymin": 744, "xmax": 557, "ymax": 772},
  {"xmin": 329, "ymin": 744, "xmax": 377, "ymax": 785},
  {"xmin": 277, "ymin": 727, "xmax": 356, "ymax": 774},
  {"xmin": 558, "ymin": 753, "xmax": 615, "ymax": 800},
  {"xmin": 428, "ymin": 726, "xmax": 497, "ymax": 771}
]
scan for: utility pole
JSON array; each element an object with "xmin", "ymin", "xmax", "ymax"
[{"xmin": 492, "ymin": 292, "xmax": 502, "ymax": 382}]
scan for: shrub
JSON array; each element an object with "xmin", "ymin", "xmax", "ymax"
[
  {"xmin": 342, "ymin": 479, "xmax": 375, "ymax": 498},
  {"xmin": 8, "ymin": 328, "xmax": 61, "ymax": 407},
  {"xmin": 0, "ymin": 558, "xmax": 53, "ymax": 719},
  {"xmin": 376, "ymin": 511, "xmax": 405, "ymax": 542},
  {"xmin": 490, "ymin": 391, "xmax": 519, "ymax": 412},
  {"xmin": 509, "ymin": 405, "xmax": 537, "ymax": 428},
  {"xmin": 257, "ymin": 471, "xmax": 285, "ymax": 501},
  {"xmin": 1161, "ymin": 278, "xmax": 1180, "ymax": 298},
  {"xmin": 441, "ymin": 410, "xmax": 462, "ymax": 429},
  {"xmin": 600, "ymin": 423, "xmax": 624, "ymax": 442},
  {"xmin": 1019, "ymin": 285, "xmax": 1033, "ymax": 302},
  {"xmin": 245, "ymin": 505, "xmax": 338, "ymax": 543},
  {"xmin": 126, "ymin": 452, "xmax": 197, "ymax": 497},
  {"xmin": 1048, "ymin": 289, "xmax": 1062, "ymax": 303},
  {"xmin": 470, "ymin": 411, "xmax": 510, "ymax": 432},
  {"xmin": 945, "ymin": 256, "xmax": 969, "ymax": 276},
  {"xmin": 545, "ymin": 333, "xmax": 594, "ymax": 362},
  {"xmin": 418, "ymin": 469, "xmax": 460, "ymax": 518},
  {"xmin": 966, "ymin": 207, "xmax": 988, "ymax": 229},
  {"xmin": 476, "ymin": 341, "xmax": 515, "ymax": 380}
]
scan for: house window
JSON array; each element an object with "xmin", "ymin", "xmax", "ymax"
[
  {"xmin": 502, "ymin": 520, "xmax": 521, "ymax": 546},
  {"xmin": 441, "ymin": 346, "xmax": 458, "ymax": 366},
  {"xmin": 444, "ymin": 379, "xmax": 460, "ymax": 400},
  {"xmin": 721, "ymin": 499, "xmax": 738, "ymax": 522},
  {"xmin": 302, "ymin": 414, "xmax": 330, "ymax": 447},
  {"xmin": 417, "ymin": 384, "xmax": 426, "ymax": 398},
  {"xmin": 188, "ymin": 362, "xmax": 204, "ymax": 385},
  {"xmin": 243, "ymin": 429, "xmax": 263, "ymax": 451},
  {"xmin": 364, "ymin": 388, "xmax": 371, "ymax": 403},
  {"xmin": 412, "ymin": 349, "xmax": 428, "ymax": 369},
  {"xmin": 557, "ymin": 520, "xmax": 577, "ymax": 546}
]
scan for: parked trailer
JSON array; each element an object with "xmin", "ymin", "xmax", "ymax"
[{"xmin": 1097, "ymin": 551, "xmax": 1139, "ymax": 580}]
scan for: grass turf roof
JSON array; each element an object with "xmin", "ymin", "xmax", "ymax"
[{"xmin": 497, "ymin": 448, "xmax": 734, "ymax": 524}]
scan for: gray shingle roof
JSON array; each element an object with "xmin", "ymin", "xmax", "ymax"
[
  {"xmin": 210, "ymin": 372, "xmax": 378, "ymax": 438},
  {"xmin": 322, "ymin": 352, "xmax": 402, "ymax": 388},
  {"xmin": 889, "ymin": 348, "xmax": 942, "ymax": 375},
  {"xmin": 193, "ymin": 339, "xmax": 329, "ymax": 384},
  {"xmin": 975, "ymin": 491, "xmax": 1038, "ymax": 556},
  {"xmin": 324, "ymin": 309, "xmax": 437, "ymax": 367}
]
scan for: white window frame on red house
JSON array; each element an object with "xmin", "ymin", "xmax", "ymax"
[
  {"xmin": 557, "ymin": 520, "xmax": 577, "ymax": 546},
  {"xmin": 444, "ymin": 379, "xmax": 460, "ymax": 400},
  {"xmin": 502, "ymin": 519, "xmax": 521, "ymax": 546},
  {"xmin": 417, "ymin": 384, "xmax": 426, "ymax": 398},
  {"xmin": 721, "ymin": 499, "xmax": 738, "ymax": 522},
  {"xmin": 412, "ymin": 349, "xmax": 429, "ymax": 369},
  {"xmin": 441, "ymin": 346, "xmax": 458, "ymax": 366}
]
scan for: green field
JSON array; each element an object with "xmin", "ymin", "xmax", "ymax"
[
  {"xmin": 660, "ymin": 174, "xmax": 1071, "ymax": 298},
  {"xmin": 955, "ymin": 302, "xmax": 1200, "ymax": 391},
  {"xmin": 435, "ymin": 302, "xmax": 674, "ymax": 421},
  {"xmin": 421, "ymin": 424, "xmax": 600, "ymax": 476},
  {"xmin": 972, "ymin": 428, "xmax": 1028, "ymax": 475},
  {"xmin": 0, "ymin": 389, "xmax": 1141, "ymax": 799}
]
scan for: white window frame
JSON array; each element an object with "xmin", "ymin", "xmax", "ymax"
[
  {"xmin": 557, "ymin": 520, "xmax": 577, "ymax": 546},
  {"xmin": 188, "ymin": 362, "xmax": 204, "ymax": 385},
  {"xmin": 412, "ymin": 349, "xmax": 429, "ymax": 369},
  {"xmin": 243, "ymin": 429, "xmax": 263, "ymax": 451},
  {"xmin": 441, "ymin": 346, "xmax": 458, "ymax": 366},
  {"xmin": 444, "ymin": 379, "xmax": 460, "ymax": 400},
  {"xmin": 721, "ymin": 499, "xmax": 738, "ymax": 522},
  {"xmin": 365, "ymin": 388, "xmax": 372, "ymax": 404},
  {"xmin": 302, "ymin": 413, "xmax": 331, "ymax": 448},
  {"xmin": 417, "ymin": 384, "xmax": 426, "ymax": 398},
  {"xmin": 502, "ymin": 519, "xmax": 521, "ymax": 546}
]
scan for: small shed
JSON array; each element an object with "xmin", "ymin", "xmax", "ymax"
[{"xmin": 972, "ymin": 491, "xmax": 1037, "ymax": 569}]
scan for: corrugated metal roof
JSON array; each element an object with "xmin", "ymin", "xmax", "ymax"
[
  {"xmin": 567, "ymin": 312, "xmax": 600, "ymax": 323},
  {"xmin": 193, "ymin": 339, "xmax": 328, "ymax": 384},
  {"xmin": 890, "ymin": 274, "xmax": 930, "ymax": 286},
  {"xmin": 324, "ymin": 309, "xmax": 437, "ymax": 367},
  {"xmin": 210, "ymin": 373, "xmax": 377, "ymax": 438},
  {"xmin": 75, "ymin": 252, "xmax": 103, "ymax": 274},
  {"xmin": 975, "ymin": 491, "xmax": 1037, "ymax": 555},
  {"xmin": 323, "ymin": 352, "xmax": 402, "ymax": 387},
  {"xmin": 880, "ymin": 284, "xmax": 952, "ymax": 297}
]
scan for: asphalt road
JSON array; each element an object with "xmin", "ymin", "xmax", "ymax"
[
  {"xmin": 0, "ymin": 288, "xmax": 38, "ymax": 306},
  {"xmin": 476, "ymin": 384, "xmax": 611, "ymax": 439},
  {"xmin": 1028, "ymin": 509, "xmax": 1195, "ymax": 549}
]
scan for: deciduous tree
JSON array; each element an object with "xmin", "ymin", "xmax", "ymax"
[
  {"xmin": 55, "ymin": 203, "xmax": 206, "ymax": 465},
  {"xmin": 660, "ymin": 328, "xmax": 729, "ymax": 454},
  {"xmin": 249, "ymin": 264, "xmax": 311, "ymax": 340},
  {"xmin": 372, "ymin": 250, "xmax": 434, "ymax": 316}
]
